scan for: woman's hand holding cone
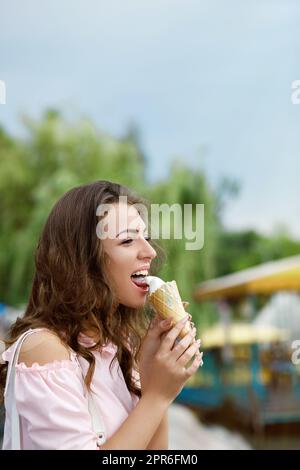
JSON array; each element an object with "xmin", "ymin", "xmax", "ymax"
[{"xmin": 142, "ymin": 314, "xmax": 203, "ymax": 406}]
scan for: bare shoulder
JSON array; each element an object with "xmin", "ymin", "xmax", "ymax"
[{"xmin": 18, "ymin": 330, "xmax": 71, "ymax": 367}]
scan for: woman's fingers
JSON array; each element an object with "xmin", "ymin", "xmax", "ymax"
[
  {"xmin": 149, "ymin": 313, "xmax": 166, "ymax": 329},
  {"xmin": 171, "ymin": 327, "xmax": 197, "ymax": 360},
  {"xmin": 177, "ymin": 340, "xmax": 202, "ymax": 368},
  {"xmin": 160, "ymin": 315, "xmax": 190, "ymax": 353},
  {"xmin": 185, "ymin": 351, "xmax": 204, "ymax": 377},
  {"xmin": 181, "ymin": 302, "xmax": 193, "ymax": 325},
  {"xmin": 147, "ymin": 314, "xmax": 174, "ymax": 340}
]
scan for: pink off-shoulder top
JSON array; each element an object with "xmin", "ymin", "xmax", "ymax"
[{"xmin": 1, "ymin": 328, "xmax": 140, "ymax": 450}]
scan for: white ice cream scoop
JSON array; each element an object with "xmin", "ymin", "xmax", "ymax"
[{"xmin": 145, "ymin": 276, "xmax": 165, "ymax": 295}]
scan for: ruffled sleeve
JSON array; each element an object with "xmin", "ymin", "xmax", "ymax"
[{"xmin": 14, "ymin": 360, "xmax": 101, "ymax": 450}]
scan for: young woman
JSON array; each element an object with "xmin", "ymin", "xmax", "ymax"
[{"xmin": 0, "ymin": 180, "xmax": 202, "ymax": 450}]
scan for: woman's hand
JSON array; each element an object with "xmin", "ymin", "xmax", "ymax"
[
  {"xmin": 141, "ymin": 316, "xmax": 203, "ymax": 406},
  {"xmin": 138, "ymin": 302, "xmax": 193, "ymax": 394}
]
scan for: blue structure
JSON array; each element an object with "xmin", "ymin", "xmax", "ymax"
[{"xmin": 176, "ymin": 340, "xmax": 300, "ymax": 428}]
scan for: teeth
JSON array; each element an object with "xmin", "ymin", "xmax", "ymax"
[{"xmin": 131, "ymin": 270, "xmax": 148, "ymax": 276}]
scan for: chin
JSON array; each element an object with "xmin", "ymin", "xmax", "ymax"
[{"xmin": 122, "ymin": 298, "xmax": 146, "ymax": 309}]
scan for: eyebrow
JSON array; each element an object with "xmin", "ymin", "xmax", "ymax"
[{"xmin": 116, "ymin": 228, "xmax": 148, "ymax": 238}]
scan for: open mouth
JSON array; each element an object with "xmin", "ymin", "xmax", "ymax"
[{"xmin": 130, "ymin": 270, "xmax": 149, "ymax": 292}]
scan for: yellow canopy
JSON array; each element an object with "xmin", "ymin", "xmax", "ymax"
[
  {"xmin": 201, "ymin": 323, "xmax": 289, "ymax": 349},
  {"xmin": 194, "ymin": 255, "xmax": 300, "ymax": 301}
]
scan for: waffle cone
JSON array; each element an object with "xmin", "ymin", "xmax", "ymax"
[{"xmin": 148, "ymin": 280, "xmax": 191, "ymax": 338}]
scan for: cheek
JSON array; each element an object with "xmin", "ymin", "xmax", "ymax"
[
  {"xmin": 110, "ymin": 247, "xmax": 132, "ymax": 270},
  {"xmin": 106, "ymin": 254, "xmax": 130, "ymax": 285}
]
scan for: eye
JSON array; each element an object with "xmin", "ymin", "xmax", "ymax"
[
  {"xmin": 121, "ymin": 236, "xmax": 151, "ymax": 245},
  {"xmin": 121, "ymin": 238, "xmax": 133, "ymax": 245}
]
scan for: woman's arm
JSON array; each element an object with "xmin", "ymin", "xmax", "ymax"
[
  {"xmin": 18, "ymin": 332, "xmax": 168, "ymax": 450},
  {"xmin": 101, "ymin": 392, "xmax": 169, "ymax": 450},
  {"xmin": 146, "ymin": 411, "xmax": 168, "ymax": 450}
]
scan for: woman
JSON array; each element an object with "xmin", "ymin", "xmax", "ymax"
[{"xmin": 0, "ymin": 180, "xmax": 202, "ymax": 450}]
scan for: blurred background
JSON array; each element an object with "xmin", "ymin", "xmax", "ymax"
[{"xmin": 1, "ymin": 0, "xmax": 300, "ymax": 449}]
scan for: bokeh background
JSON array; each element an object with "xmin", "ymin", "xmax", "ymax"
[{"xmin": 1, "ymin": 0, "xmax": 300, "ymax": 449}]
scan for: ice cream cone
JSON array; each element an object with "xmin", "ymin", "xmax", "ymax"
[{"xmin": 148, "ymin": 280, "xmax": 192, "ymax": 339}]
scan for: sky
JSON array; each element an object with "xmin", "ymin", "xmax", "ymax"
[{"xmin": 1, "ymin": 0, "xmax": 300, "ymax": 238}]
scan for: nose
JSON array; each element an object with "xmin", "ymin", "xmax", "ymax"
[{"xmin": 138, "ymin": 238, "xmax": 157, "ymax": 261}]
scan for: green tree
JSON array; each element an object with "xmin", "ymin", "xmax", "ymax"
[{"xmin": 215, "ymin": 228, "xmax": 300, "ymax": 276}]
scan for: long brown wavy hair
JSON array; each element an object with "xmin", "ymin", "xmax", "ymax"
[{"xmin": 0, "ymin": 180, "xmax": 165, "ymax": 403}]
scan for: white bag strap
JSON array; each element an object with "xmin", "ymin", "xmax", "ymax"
[
  {"xmin": 4, "ymin": 328, "xmax": 106, "ymax": 449},
  {"xmin": 79, "ymin": 358, "xmax": 106, "ymax": 445},
  {"xmin": 4, "ymin": 328, "xmax": 35, "ymax": 450},
  {"xmin": 87, "ymin": 389, "xmax": 106, "ymax": 445}
]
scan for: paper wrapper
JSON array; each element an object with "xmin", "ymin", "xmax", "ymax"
[{"xmin": 148, "ymin": 280, "xmax": 192, "ymax": 339}]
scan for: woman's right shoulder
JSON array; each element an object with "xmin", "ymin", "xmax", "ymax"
[{"xmin": 18, "ymin": 329, "xmax": 72, "ymax": 367}]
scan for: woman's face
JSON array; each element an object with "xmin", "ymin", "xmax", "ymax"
[{"xmin": 101, "ymin": 202, "xmax": 157, "ymax": 309}]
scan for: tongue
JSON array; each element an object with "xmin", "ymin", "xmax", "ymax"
[{"xmin": 131, "ymin": 276, "xmax": 148, "ymax": 287}]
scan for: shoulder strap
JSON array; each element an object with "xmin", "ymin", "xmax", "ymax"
[
  {"xmin": 4, "ymin": 328, "xmax": 40, "ymax": 449},
  {"xmin": 87, "ymin": 390, "xmax": 106, "ymax": 445},
  {"xmin": 4, "ymin": 328, "xmax": 106, "ymax": 449},
  {"xmin": 75, "ymin": 354, "xmax": 106, "ymax": 446}
]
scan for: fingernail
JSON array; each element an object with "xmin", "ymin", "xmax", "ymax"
[
  {"xmin": 196, "ymin": 351, "xmax": 203, "ymax": 362},
  {"xmin": 196, "ymin": 339, "xmax": 201, "ymax": 345},
  {"xmin": 181, "ymin": 315, "xmax": 189, "ymax": 323}
]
